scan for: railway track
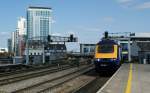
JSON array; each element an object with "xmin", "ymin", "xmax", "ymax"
[
  {"xmin": 45, "ymin": 70, "xmax": 112, "ymax": 93},
  {"xmin": 13, "ymin": 65, "xmax": 94, "ymax": 93},
  {"xmin": 73, "ymin": 71, "xmax": 116, "ymax": 93},
  {"xmin": 45, "ymin": 69, "xmax": 97, "ymax": 93},
  {"xmin": 0, "ymin": 64, "xmax": 67, "ymax": 77},
  {"xmin": 0, "ymin": 64, "xmax": 71, "ymax": 85},
  {"xmin": 0, "ymin": 64, "xmax": 93, "ymax": 93}
]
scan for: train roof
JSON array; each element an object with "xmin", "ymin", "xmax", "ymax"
[{"xmin": 97, "ymin": 39, "xmax": 118, "ymax": 45}]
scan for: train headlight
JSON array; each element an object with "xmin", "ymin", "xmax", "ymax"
[
  {"xmin": 94, "ymin": 58, "xmax": 101, "ymax": 62},
  {"xmin": 110, "ymin": 58, "xmax": 117, "ymax": 61}
]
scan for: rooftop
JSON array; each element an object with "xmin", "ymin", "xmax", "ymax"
[{"xmin": 28, "ymin": 6, "xmax": 52, "ymax": 9}]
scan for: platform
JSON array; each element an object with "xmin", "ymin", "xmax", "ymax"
[{"xmin": 97, "ymin": 63, "xmax": 150, "ymax": 93}]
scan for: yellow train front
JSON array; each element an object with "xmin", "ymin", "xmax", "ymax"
[{"xmin": 94, "ymin": 39, "xmax": 121, "ymax": 72}]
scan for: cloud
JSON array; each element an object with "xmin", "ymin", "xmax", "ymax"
[
  {"xmin": 116, "ymin": 0, "xmax": 135, "ymax": 8},
  {"xmin": 0, "ymin": 32, "xmax": 10, "ymax": 35},
  {"xmin": 102, "ymin": 17, "xmax": 115, "ymax": 28},
  {"xmin": 117, "ymin": 0, "xmax": 133, "ymax": 4},
  {"xmin": 52, "ymin": 32, "xmax": 61, "ymax": 36},
  {"xmin": 83, "ymin": 28, "xmax": 101, "ymax": 32},
  {"xmin": 136, "ymin": 2, "xmax": 150, "ymax": 9},
  {"xmin": 51, "ymin": 19, "xmax": 56, "ymax": 24},
  {"xmin": 103, "ymin": 16, "xmax": 115, "ymax": 23},
  {"xmin": 67, "ymin": 31, "xmax": 76, "ymax": 35},
  {"xmin": 116, "ymin": 0, "xmax": 150, "ymax": 10},
  {"xmin": 76, "ymin": 26, "xmax": 101, "ymax": 32}
]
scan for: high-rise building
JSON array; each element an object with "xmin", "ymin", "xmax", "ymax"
[
  {"xmin": 27, "ymin": 6, "xmax": 52, "ymax": 40},
  {"xmin": 7, "ymin": 38, "xmax": 12, "ymax": 53},
  {"xmin": 16, "ymin": 17, "xmax": 27, "ymax": 56},
  {"xmin": 17, "ymin": 17, "xmax": 26, "ymax": 35},
  {"xmin": 11, "ymin": 31, "xmax": 18, "ymax": 55},
  {"xmin": 11, "ymin": 31, "xmax": 17, "ymax": 53}
]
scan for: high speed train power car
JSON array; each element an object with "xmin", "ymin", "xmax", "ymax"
[{"xmin": 94, "ymin": 32, "xmax": 121, "ymax": 72}]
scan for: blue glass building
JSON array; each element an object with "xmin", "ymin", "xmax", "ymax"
[{"xmin": 27, "ymin": 6, "xmax": 52, "ymax": 40}]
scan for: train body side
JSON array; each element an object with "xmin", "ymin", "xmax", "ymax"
[{"xmin": 94, "ymin": 40, "xmax": 121, "ymax": 72}]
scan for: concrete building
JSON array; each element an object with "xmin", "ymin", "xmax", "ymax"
[
  {"xmin": 130, "ymin": 33, "xmax": 150, "ymax": 64},
  {"xmin": 24, "ymin": 43, "xmax": 67, "ymax": 64},
  {"xmin": 27, "ymin": 6, "xmax": 52, "ymax": 40},
  {"xmin": 17, "ymin": 35, "xmax": 26, "ymax": 56},
  {"xmin": 110, "ymin": 32, "xmax": 150, "ymax": 64},
  {"xmin": 8, "ymin": 17, "xmax": 26, "ymax": 57},
  {"xmin": 7, "ymin": 39, "xmax": 12, "ymax": 53},
  {"xmin": 25, "ymin": 7, "xmax": 77, "ymax": 65},
  {"xmin": 0, "ymin": 48, "xmax": 7, "ymax": 53},
  {"xmin": 80, "ymin": 44, "xmax": 96, "ymax": 55},
  {"xmin": 17, "ymin": 17, "xmax": 26, "ymax": 35},
  {"xmin": 11, "ymin": 31, "xmax": 17, "ymax": 54},
  {"xmin": 16, "ymin": 17, "xmax": 27, "ymax": 56},
  {"xmin": 24, "ymin": 35, "xmax": 77, "ymax": 65},
  {"xmin": 25, "ymin": 6, "xmax": 52, "ymax": 64}
]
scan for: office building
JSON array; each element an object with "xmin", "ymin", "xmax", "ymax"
[
  {"xmin": 7, "ymin": 39, "xmax": 12, "ymax": 53},
  {"xmin": 11, "ymin": 31, "xmax": 17, "ymax": 54},
  {"xmin": 16, "ymin": 17, "xmax": 27, "ymax": 56},
  {"xmin": 17, "ymin": 17, "xmax": 26, "ymax": 35},
  {"xmin": 27, "ymin": 6, "xmax": 52, "ymax": 40}
]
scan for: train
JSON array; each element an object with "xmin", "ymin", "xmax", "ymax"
[{"xmin": 94, "ymin": 32, "xmax": 122, "ymax": 72}]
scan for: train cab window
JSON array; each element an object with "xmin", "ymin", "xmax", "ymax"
[{"xmin": 98, "ymin": 45, "xmax": 114, "ymax": 53}]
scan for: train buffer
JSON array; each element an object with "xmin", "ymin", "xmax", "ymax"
[{"xmin": 97, "ymin": 63, "xmax": 150, "ymax": 93}]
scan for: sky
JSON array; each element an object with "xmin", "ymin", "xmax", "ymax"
[{"xmin": 0, "ymin": 0, "xmax": 150, "ymax": 50}]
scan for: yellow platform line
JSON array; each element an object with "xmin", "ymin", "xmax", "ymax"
[{"xmin": 125, "ymin": 64, "xmax": 133, "ymax": 93}]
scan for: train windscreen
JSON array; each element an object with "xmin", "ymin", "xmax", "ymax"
[{"xmin": 98, "ymin": 45, "xmax": 114, "ymax": 53}]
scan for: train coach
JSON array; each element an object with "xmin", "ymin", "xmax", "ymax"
[{"xmin": 94, "ymin": 32, "xmax": 121, "ymax": 72}]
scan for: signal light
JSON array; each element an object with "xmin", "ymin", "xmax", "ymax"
[
  {"xmin": 104, "ymin": 31, "xmax": 108, "ymax": 39},
  {"xmin": 70, "ymin": 34, "xmax": 74, "ymax": 42},
  {"xmin": 47, "ymin": 35, "xmax": 51, "ymax": 42},
  {"xmin": 47, "ymin": 35, "xmax": 53, "ymax": 42}
]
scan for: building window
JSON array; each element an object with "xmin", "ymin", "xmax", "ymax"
[{"xmin": 84, "ymin": 48, "xmax": 88, "ymax": 53}]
